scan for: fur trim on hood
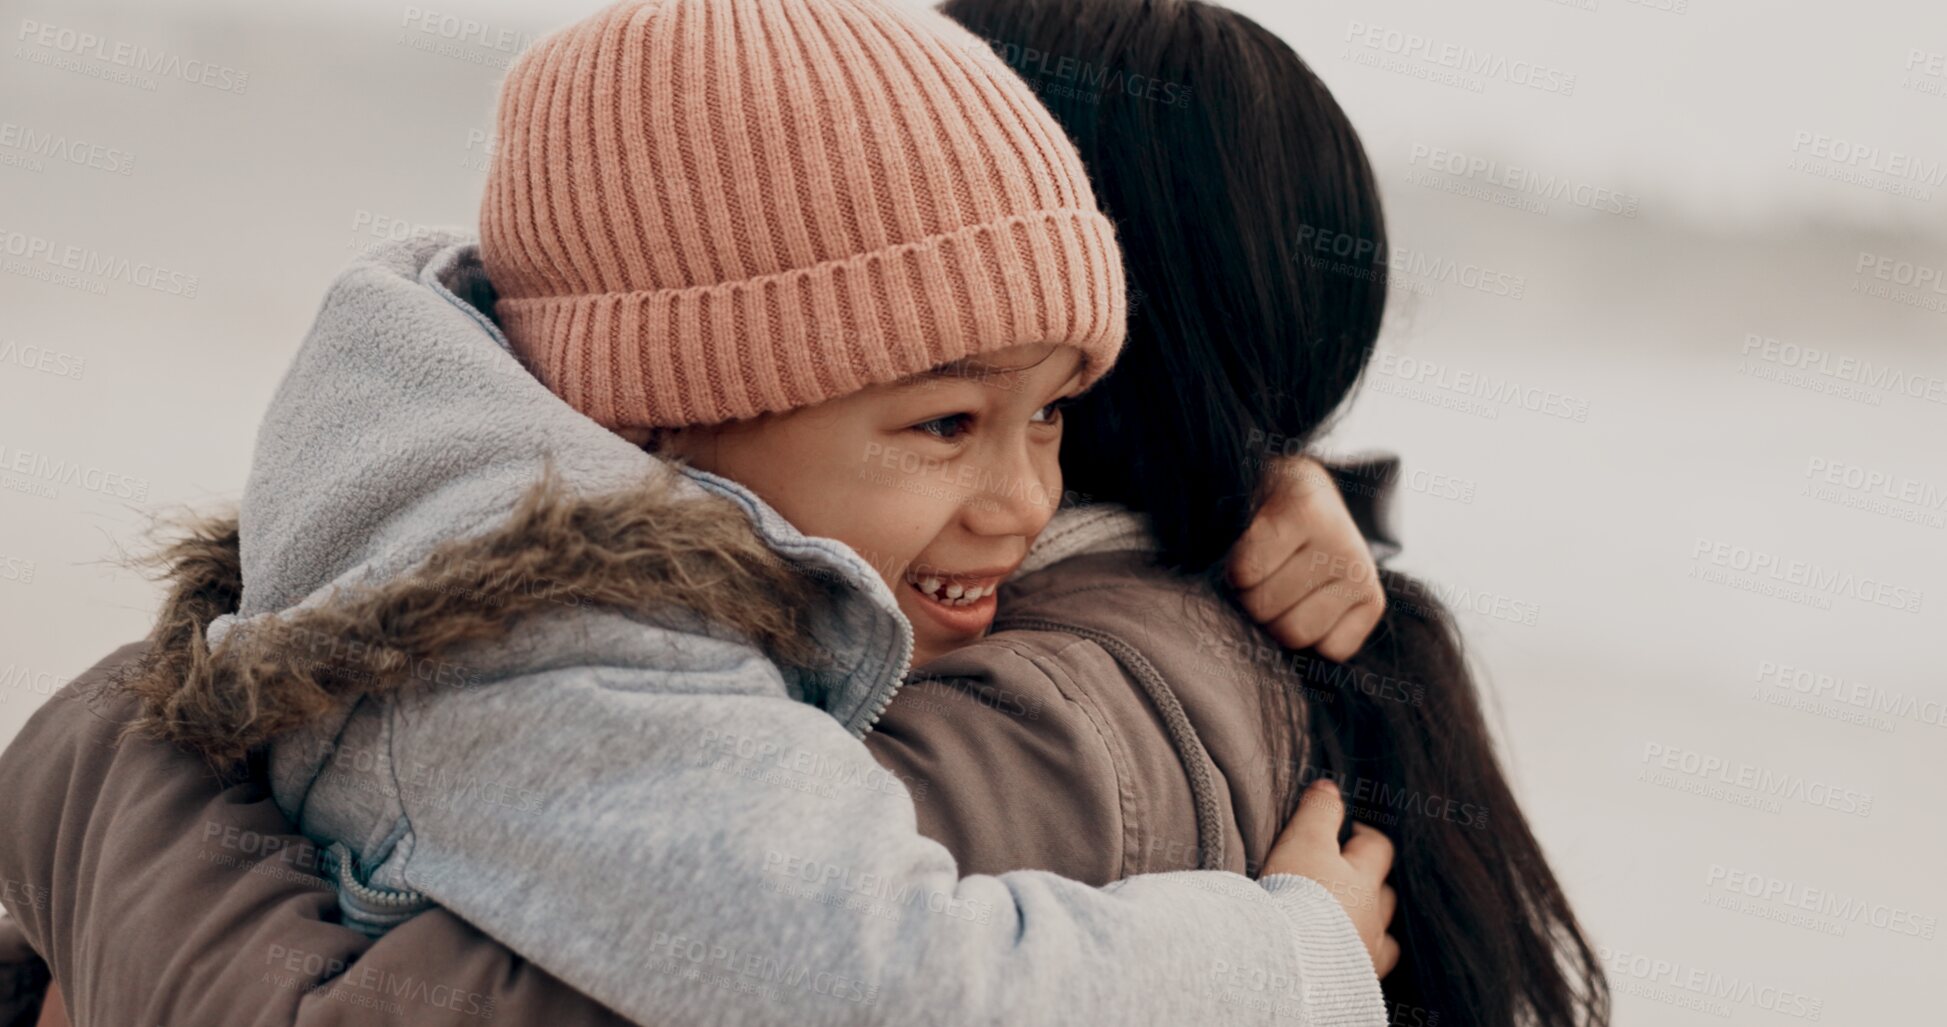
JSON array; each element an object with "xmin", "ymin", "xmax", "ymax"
[
  {"xmin": 120, "ymin": 468, "xmax": 832, "ymax": 766},
  {"xmin": 106, "ymin": 231, "xmax": 910, "ymax": 766}
]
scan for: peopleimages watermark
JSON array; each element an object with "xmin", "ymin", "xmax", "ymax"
[
  {"xmin": 0, "ymin": 227, "xmax": 199, "ymax": 298},
  {"xmin": 893, "ymin": 677, "xmax": 1046, "ymax": 723},
  {"xmin": 1, "ymin": 876, "xmax": 50, "ymax": 914},
  {"xmin": 969, "ymin": 39, "xmax": 1193, "ymax": 108},
  {"xmin": 1405, "ymin": 144, "xmax": 1640, "ymax": 219},
  {"xmin": 1801, "ymin": 455, "xmax": 1946, "ymax": 530},
  {"xmin": 1753, "ymin": 660, "xmax": 1946, "ymax": 733},
  {"xmin": 645, "ymin": 929, "xmax": 880, "ymax": 1008},
  {"xmin": 1294, "ymin": 225, "xmax": 1527, "ymax": 302},
  {"xmin": 1250, "ymin": 433, "xmax": 1479, "ymax": 505},
  {"xmin": 269, "ymin": 622, "xmax": 483, "ymax": 690},
  {"xmin": 0, "ymin": 441, "xmax": 150, "ymax": 503},
  {"xmin": 1341, "ymin": 22, "xmax": 1577, "ymax": 97},
  {"xmin": 1307, "ymin": 551, "xmax": 1542, "ymax": 627},
  {"xmin": 13, "ymin": 18, "xmax": 249, "ymax": 94},
  {"xmin": 1192, "ymin": 627, "xmax": 1429, "ymax": 708},
  {"xmin": 0, "ymin": 554, "xmax": 35, "ymax": 587},
  {"xmin": 1207, "ymin": 955, "xmax": 1317, "ymax": 1019},
  {"xmin": 1852, "ymin": 250, "xmax": 1947, "ymax": 314},
  {"xmin": 762, "ymin": 849, "xmax": 996, "ymax": 925},
  {"xmin": 1597, "ymin": 944, "xmax": 1825, "ymax": 1020},
  {"xmin": 1687, "ymin": 537, "xmax": 1924, "ymax": 614},
  {"xmin": 856, "ymin": 441, "xmax": 1078, "ymax": 513},
  {"xmin": 263, "ymin": 943, "xmax": 496, "ymax": 1019},
  {"xmin": 0, "ymin": 121, "xmax": 135, "ymax": 176},
  {"xmin": 460, "ymin": 128, "xmax": 497, "ymax": 173},
  {"xmin": 349, "ymin": 208, "xmax": 448, "ymax": 254},
  {"xmin": 198, "ymin": 819, "xmax": 332, "ymax": 887},
  {"xmin": 1367, "ymin": 347, "xmax": 1592, "ymax": 423},
  {"xmin": 1638, "ymin": 742, "xmax": 1874, "ymax": 817},
  {"xmin": 1334, "ymin": 457, "xmax": 1476, "ymax": 506},
  {"xmin": 1706, "ymin": 863, "xmax": 1939, "ymax": 941},
  {"xmin": 0, "ymin": 661, "xmax": 59, "ymax": 694},
  {"xmin": 1787, "ymin": 130, "xmax": 1944, "ymax": 202},
  {"xmin": 1905, "ymin": 47, "xmax": 1947, "ymax": 99},
  {"xmin": 694, "ymin": 727, "xmax": 929, "ymax": 803},
  {"xmin": 1296, "ymin": 765, "xmax": 1491, "ymax": 830},
  {"xmin": 396, "ymin": 6, "xmax": 533, "ymax": 71},
  {"xmin": 309, "ymin": 733, "xmax": 548, "ymax": 816},
  {"xmin": 0, "ymin": 338, "xmax": 87, "ymax": 381},
  {"xmin": 1736, "ymin": 332, "xmax": 1947, "ymax": 407}
]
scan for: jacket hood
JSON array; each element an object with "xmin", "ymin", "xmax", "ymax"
[{"xmin": 122, "ymin": 231, "xmax": 913, "ymax": 763}]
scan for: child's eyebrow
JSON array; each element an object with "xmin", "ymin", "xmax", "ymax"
[{"xmin": 886, "ymin": 351, "xmax": 1061, "ymax": 391}]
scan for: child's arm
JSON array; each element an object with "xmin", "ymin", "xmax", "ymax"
[
  {"xmin": 1228, "ymin": 456, "xmax": 1392, "ymax": 661},
  {"xmin": 0, "ymin": 651, "xmax": 630, "ymax": 1027},
  {"xmin": 374, "ymin": 628, "xmax": 1387, "ymax": 1027},
  {"xmin": 0, "ymin": 640, "xmax": 1389, "ymax": 1027}
]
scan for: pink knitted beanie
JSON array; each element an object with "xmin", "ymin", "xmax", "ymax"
[{"xmin": 480, "ymin": 0, "xmax": 1127, "ymax": 430}]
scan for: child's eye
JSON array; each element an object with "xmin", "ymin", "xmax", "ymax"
[
  {"xmin": 915, "ymin": 413, "xmax": 974, "ymax": 440},
  {"xmin": 1030, "ymin": 399, "xmax": 1069, "ymax": 426}
]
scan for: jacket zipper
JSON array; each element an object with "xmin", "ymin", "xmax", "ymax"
[{"xmin": 326, "ymin": 841, "xmax": 429, "ymax": 909}]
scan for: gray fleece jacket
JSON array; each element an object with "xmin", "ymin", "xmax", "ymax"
[{"xmin": 186, "ymin": 231, "xmax": 1383, "ymax": 1026}]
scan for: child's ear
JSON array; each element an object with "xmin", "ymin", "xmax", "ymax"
[
  {"xmin": 618, "ymin": 425, "xmax": 693, "ymax": 459},
  {"xmin": 649, "ymin": 425, "xmax": 715, "ymax": 465}
]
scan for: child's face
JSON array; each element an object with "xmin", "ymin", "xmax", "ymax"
[{"xmin": 662, "ymin": 344, "xmax": 1085, "ymax": 668}]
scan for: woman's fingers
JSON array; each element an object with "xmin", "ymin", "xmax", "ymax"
[
  {"xmin": 1227, "ymin": 456, "xmax": 1339, "ymax": 592},
  {"xmin": 1228, "ymin": 487, "xmax": 1313, "ymax": 591},
  {"xmin": 1375, "ymin": 934, "xmax": 1401, "ymax": 978},
  {"xmin": 1342, "ymin": 821, "xmax": 1395, "ymax": 881},
  {"xmin": 1227, "ymin": 455, "xmax": 1387, "ymax": 657},
  {"xmin": 1315, "ymin": 593, "xmax": 1385, "ymax": 662},
  {"xmin": 1264, "ymin": 778, "xmax": 1348, "ymax": 878},
  {"xmin": 1265, "ymin": 793, "xmax": 1402, "ymax": 980},
  {"xmin": 1237, "ymin": 542, "xmax": 1385, "ymax": 652},
  {"xmin": 1288, "ymin": 778, "xmax": 1348, "ymax": 850},
  {"xmin": 1262, "ymin": 575, "xmax": 1353, "ymax": 649}
]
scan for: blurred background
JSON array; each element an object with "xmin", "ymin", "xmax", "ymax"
[{"xmin": 2, "ymin": 0, "xmax": 1942, "ymax": 1022}]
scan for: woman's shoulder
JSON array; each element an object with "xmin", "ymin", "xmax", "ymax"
[
  {"xmin": 883, "ymin": 554, "xmax": 1297, "ymax": 881},
  {"xmin": 990, "ymin": 551, "xmax": 1299, "ymax": 875},
  {"xmin": 1001, "ymin": 545, "xmax": 1245, "ymax": 654}
]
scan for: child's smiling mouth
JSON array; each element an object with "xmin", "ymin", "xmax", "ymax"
[{"xmin": 901, "ymin": 565, "xmax": 1013, "ymax": 636}]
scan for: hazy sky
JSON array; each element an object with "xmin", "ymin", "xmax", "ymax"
[{"xmin": 106, "ymin": 0, "xmax": 1947, "ymax": 238}]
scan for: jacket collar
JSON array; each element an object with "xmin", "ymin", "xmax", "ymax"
[
  {"xmin": 431, "ymin": 237, "xmax": 913, "ymax": 730},
  {"xmin": 140, "ymin": 234, "xmax": 911, "ymax": 763}
]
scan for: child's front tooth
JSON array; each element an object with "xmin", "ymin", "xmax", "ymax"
[
  {"xmin": 945, "ymin": 584, "xmax": 964, "ymax": 599},
  {"xmin": 920, "ymin": 577, "xmax": 941, "ymax": 593}
]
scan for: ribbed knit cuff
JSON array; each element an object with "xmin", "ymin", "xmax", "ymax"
[
  {"xmin": 1258, "ymin": 873, "xmax": 1389, "ymax": 1027},
  {"xmin": 497, "ymin": 207, "xmax": 1126, "ymax": 430}
]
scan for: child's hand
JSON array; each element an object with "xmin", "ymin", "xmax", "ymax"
[
  {"xmin": 1227, "ymin": 456, "xmax": 1386, "ymax": 661},
  {"xmin": 1263, "ymin": 778, "xmax": 1400, "ymax": 978}
]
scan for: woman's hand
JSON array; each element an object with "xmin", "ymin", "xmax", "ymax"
[
  {"xmin": 1263, "ymin": 778, "xmax": 1400, "ymax": 978},
  {"xmin": 1228, "ymin": 456, "xmax": 1387, "ymax": 661},
  {"xmin": 35, "ymin": 981, "xmax": 69, "ymax": 1027}
]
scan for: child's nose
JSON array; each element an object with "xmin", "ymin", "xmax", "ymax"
[{"xmin": 960, "ymin": 444, "xmax": 1060, "ymax": 539}]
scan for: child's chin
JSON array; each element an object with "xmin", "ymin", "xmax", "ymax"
[{"xmin": 903, "ymin": 608, "xmax": 992, "ymax": 668}]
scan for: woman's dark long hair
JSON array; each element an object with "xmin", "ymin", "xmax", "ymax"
[{"xmin": 941, "ymin": 1, "xmax": 1609, "ymax": 1023}]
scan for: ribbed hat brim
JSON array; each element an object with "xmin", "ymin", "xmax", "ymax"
[{"xmin": 497, "ymin": 207, "xmax": 1126, "ymax": 428}]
